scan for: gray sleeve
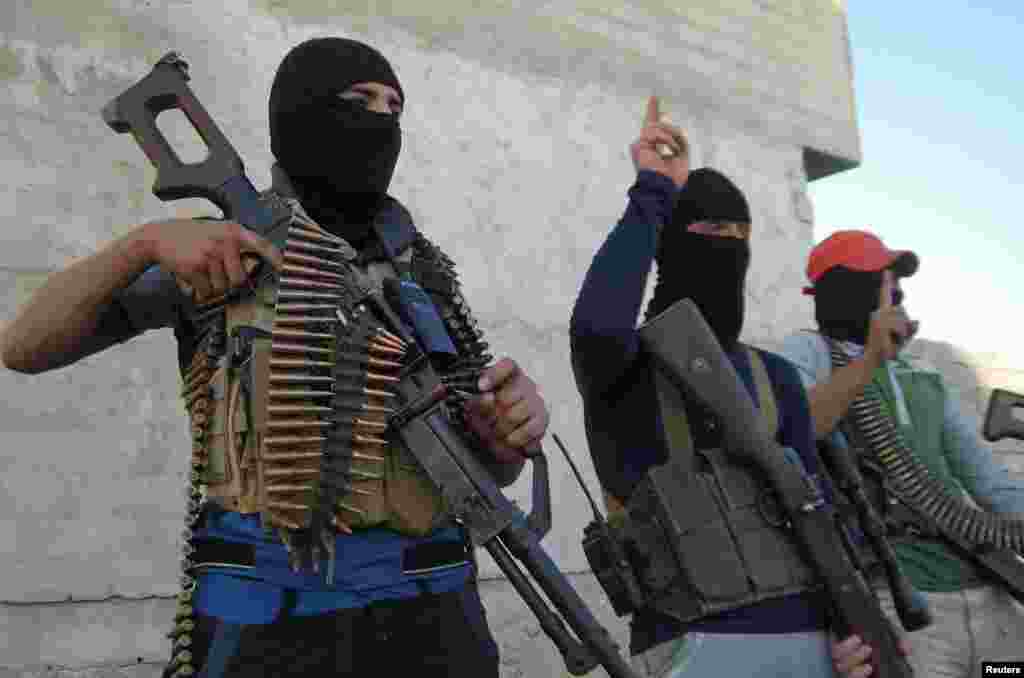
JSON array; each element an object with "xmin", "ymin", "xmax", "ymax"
[
  {"xmin": 113, "ymin": 265, "xmax": 188, "ymax": 333},
  {"xmin": 777, "ymin": 331, "xmax": 832, "ymax": 390},
  {"xmin": 942, "ymin": 381, "xmax": 1024, "ymax": 518},
  {"xmin": 70, "ymin": 265, "xmax": 187, "ymax": 359}
]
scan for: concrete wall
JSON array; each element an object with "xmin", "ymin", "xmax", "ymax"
[{"xmin": 1, "ymin": 0, "xmax": 868, "ymax": 675}]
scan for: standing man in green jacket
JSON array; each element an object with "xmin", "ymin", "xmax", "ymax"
[{"xmin": 780, "ymin": 229, "xmax": 1024, "ymax": 678}]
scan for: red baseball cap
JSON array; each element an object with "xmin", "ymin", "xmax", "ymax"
[{"xmin": 803, "ymin": 229, "xmax": 918, "ymax": 295}]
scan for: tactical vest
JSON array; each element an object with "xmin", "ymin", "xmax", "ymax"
[
  {"xmin": 594, "ymin": 346, "xmax": 820, "ymax": 623},
  {"xmin": 183, "ymin": 192, "xmax": 491, "ymax": 539}
]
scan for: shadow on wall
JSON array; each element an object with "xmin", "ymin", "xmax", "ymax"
[{"xmin": 903, "ymin": 336, "xmax": 1024, "ymax": 479}]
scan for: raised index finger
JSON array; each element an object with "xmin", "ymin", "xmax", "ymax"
[
  {"xmin": 644, "ymin": 96, "xmax": 661, "ymax": 127},
  {"xmin": 879, "ymin": 273, "xmax": 894, "ymax": 311}
]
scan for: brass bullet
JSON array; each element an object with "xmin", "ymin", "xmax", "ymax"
[
  {"xmin": 282, "ymin": 263, "xmax": 345, "ymax": 281},
  {"xmin": 272, "ymin": 329, "xmax": 335, "ymax": 341},
  {"xmin": 290, "ymin": 225, "xmax": 344, "ymax": 245},
  {"xmin": 368, "ymin": 342, "xmax": 404, "ymax": 357},
  {"xmin": 267, "ymin": 500, "xmax": 308, "ymax": 514},
  {"xmin": 263, "ymin": 452, "xmax": 323, "ymax": 462},
  {"xmin": 273, "ymin": 316, "xmax": 338, "ymax": 326},
  {"xmin": 332, "ymin": 386, "xmax": 396, "ymax": 399},
  {"xmin": 285, "ymin": 237, "xmax": 344, "ymax": 257},
  {"xmin": 270, "ymin": 358, "xmax": 335, "ymax": 369},
  {"xmin": 269, "ymin": 374, "xmax": 335, "ymax": 385},
  {"xmin": 181, "ymin": 378, "xmax": 210, "ymax": 401},
  {"xmin": 284, "ymin": 251, "xmax": 345, "ymax": 270},
  {"xmin": 333, "ymin": 368, "xmax": 400, "ymax": 384},
  {"xmin": 266, "ymin": 484, "xmax": 314, "ymax": 494},
  {"xmin": 277, "ymin": 290, "xmax": 342, "ymax": 301},
  {"xmin": 378, "ymin": 328, "xmax": 407, "ymax": 347},
  {"xmin": 271, "ymin": 342, "xmax": 334, "ymax": 356},
  {"xmin": 332, "ymin": 401, "xmax": 395, "ymax": 415},
  {"xmin": 265, "ymin": 434, "xmax": 327, "ymax": 446},
  {"xmin": 280, "ymin": 277, "xmax": 343, "ymax": 291},
  {"xmin": 373, "ymin": 332, "xmax": 405, "ymax": 350},
  {"xmin": 184, "ymin": 389, "xmax": 210, "ymax": 410}
]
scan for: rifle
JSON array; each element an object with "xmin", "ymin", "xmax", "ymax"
[
  {"xmin": 814, "ymin": 436, "xmax": 933, "ymax": 633},
  {"xmin": 638, "ymin": 299, "xmax": 914, "ymax": 678},
  {"xmin": 103, "ymin": 52, "xmax": 639, "ymax": 678}
]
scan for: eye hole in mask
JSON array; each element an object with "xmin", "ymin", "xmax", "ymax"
[{"xmin": 892, "ymin": 287, "xmax": 904, "ymax": 306}]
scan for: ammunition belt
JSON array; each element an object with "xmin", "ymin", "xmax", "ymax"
[
  {"xmin": 410, "ymin": 232, "xmax": 494, "ymax": 423},
  {"xmin": 167, "ymin": 315, "xmax": 227, "ymax": 677},
  {"xmin": 262, "ymin": 220, "xmax": 414, "ymax": 576},
  {"xmin": 831, "ymin": 343, "xmax": 1024, "ymax": 552}
]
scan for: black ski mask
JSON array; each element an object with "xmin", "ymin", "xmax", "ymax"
[
  {"xmin": 813, "ymin": 266, "xmax": 904, "ymax": 345},
  {"xmin": 269, "ymin": 38, "xmax": 404, "ymax": 244},
  {"xmin": 646, "ymin": 168, "xmax": 752, "ymax": 352}
]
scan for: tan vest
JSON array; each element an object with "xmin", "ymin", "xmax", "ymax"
[{"xmin": 192, "ymin": 212, "xmax": 449, "ymax": 537}]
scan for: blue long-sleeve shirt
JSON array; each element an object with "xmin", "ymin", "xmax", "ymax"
[{"xmin": 569, "ymin": 171, "xmax": 830, "ymax": 652}]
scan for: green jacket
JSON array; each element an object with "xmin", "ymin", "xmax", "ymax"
[{"xmin": 779, "ymin": 331, "xmax": 1024, "ymax": 592}]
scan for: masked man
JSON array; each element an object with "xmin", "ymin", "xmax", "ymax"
[
  {"xmin": 780, "ymin": 229, "xmax": 1024, "ymax": 678},
  {"xmin": 569, "ymin": 98, "xmax": 878, "ymax": 677},
  {"xmin": 1, "ymin": 38, "xmax": 549, "ymax": 677}
]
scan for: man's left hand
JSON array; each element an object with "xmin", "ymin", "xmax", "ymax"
[{"xmin": 463, "ymin": 357, "xmax": 550, "ymax": 464}]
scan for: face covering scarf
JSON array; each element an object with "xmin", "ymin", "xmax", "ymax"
[{"xmin": 269, "ymin": 37, "xmax": 404, "ymax": 245}]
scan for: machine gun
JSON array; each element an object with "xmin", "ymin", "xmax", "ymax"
[
  {"xmin": 637, "ymin": 300, "xmax": 914, "ymax": 678},
  {"xmin": 830, "ymin": 350, "xmax": 1024, "ymax": 607},
  {"xmin": 102, "ymin": 52, "xmax": 639, "ymax": 678}
]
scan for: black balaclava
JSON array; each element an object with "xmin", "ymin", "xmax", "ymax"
[
  {"xmin": 813, "ymin": 265, "xmax": 904, "ymax": 345},
  {"xmin": 269, "ymin": 38, "xmax": 404, "ymax": 245},
  {"xmin": 646, "ymin": 168, "xmax": 752, "ymax": 352}
]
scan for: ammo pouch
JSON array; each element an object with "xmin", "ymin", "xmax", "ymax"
[{"xmin": 583, "ymin": 347, "xmax": 820, "ymax": 622}]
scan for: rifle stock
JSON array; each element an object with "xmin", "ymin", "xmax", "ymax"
[{"xmin": 638, "ymin": 299, "xmax": 913, "ymax": 678}]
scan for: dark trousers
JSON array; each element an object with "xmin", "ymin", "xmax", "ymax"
[{"xmin": 165, "ymin": 583, "xmax": 500, "ymax": 677}]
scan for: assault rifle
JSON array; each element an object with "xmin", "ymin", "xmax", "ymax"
[
  {"xmin": 638, "ymin": 299, "xmax": 914, "ymax": 678},
  {"xmin": 103, "ymin": 52, "xmax": 638, "ymax": 678}
]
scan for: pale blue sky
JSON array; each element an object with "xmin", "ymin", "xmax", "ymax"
[{"xmin": 808, "ymin": 2, "xmax": 1023, "ymax": 356}]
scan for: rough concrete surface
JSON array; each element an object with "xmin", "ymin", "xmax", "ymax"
[{"xmin": 0, "ymin": 1, "xmax": 1013, "ymax": 675}]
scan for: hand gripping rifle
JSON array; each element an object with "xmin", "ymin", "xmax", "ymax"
[
  {"xmin": 638, "ymin": 299, "xmax": 914, "ymax": 678},
  {"xmin": 103, "ymin": 52, "xmax": 639, "ymax": 678}
]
